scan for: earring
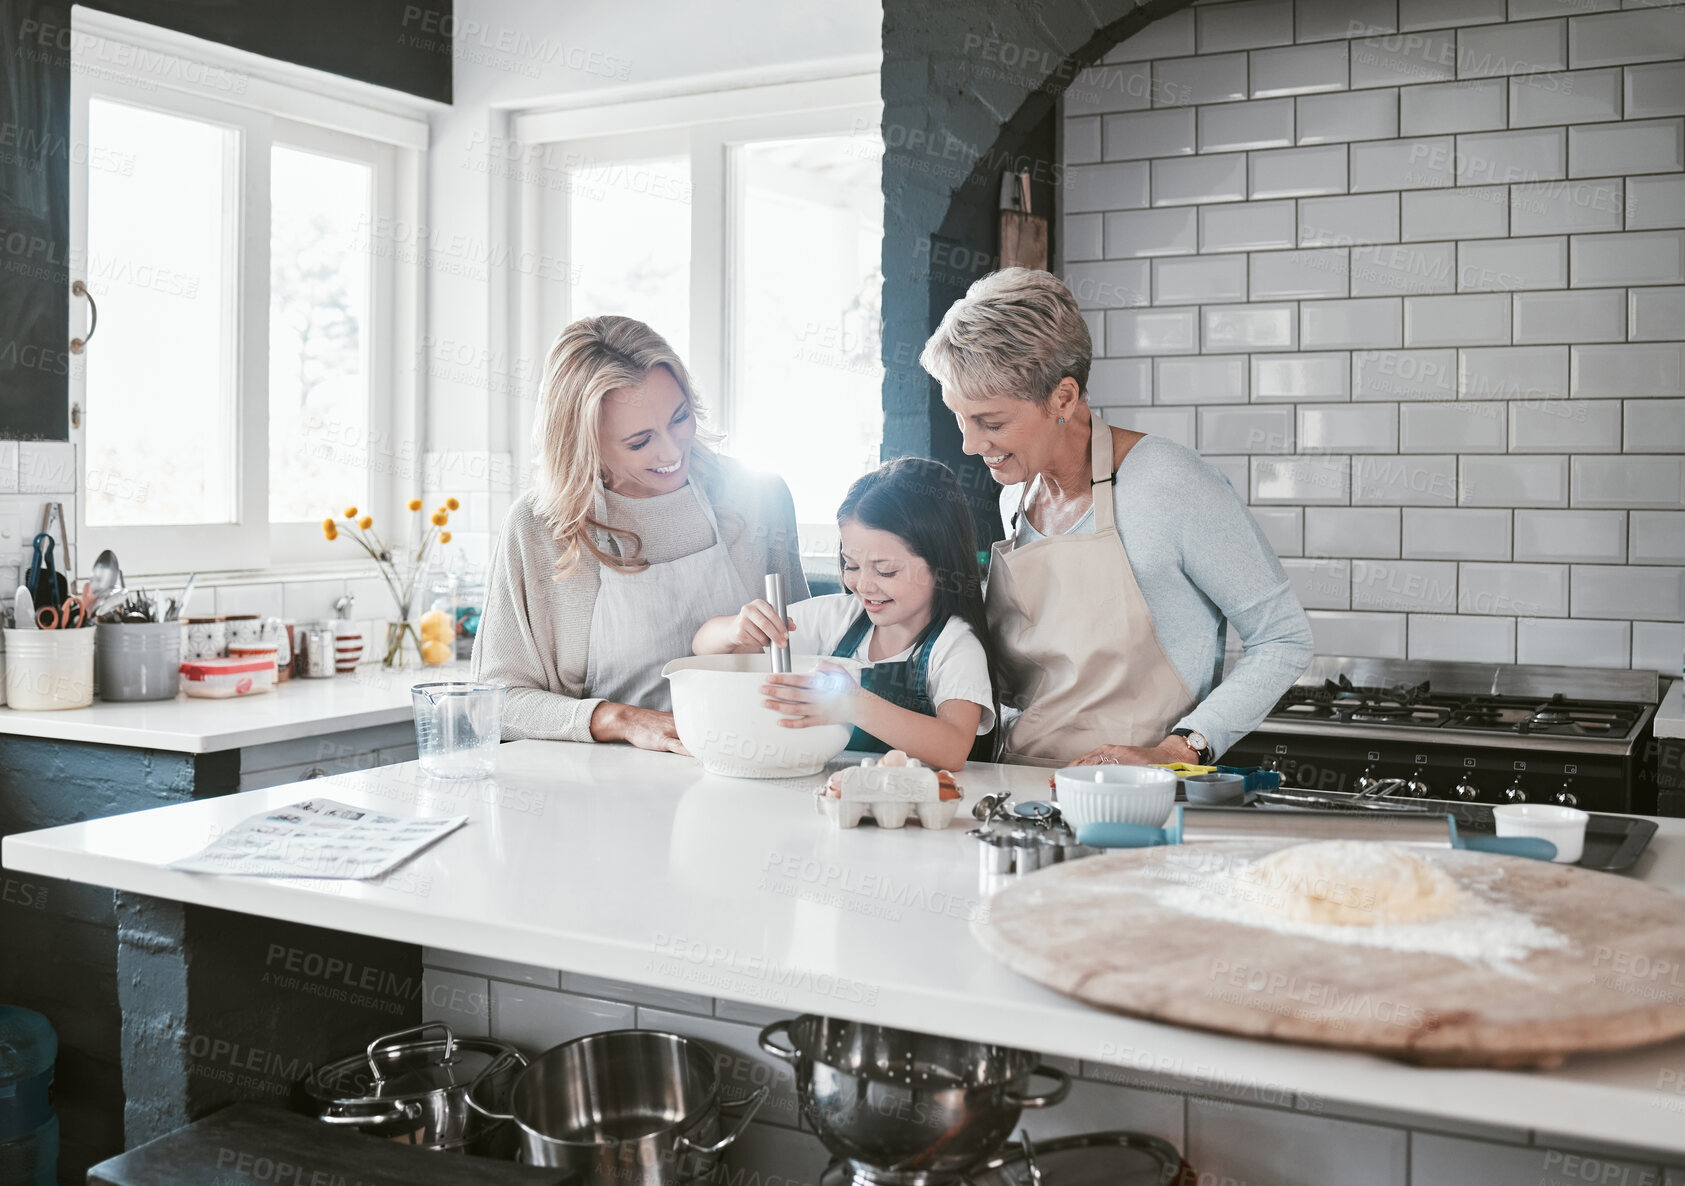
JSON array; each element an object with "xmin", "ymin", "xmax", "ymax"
[{"xmin": 1057, "ymin": 417, "xmax": 1066, "ymax": 424}]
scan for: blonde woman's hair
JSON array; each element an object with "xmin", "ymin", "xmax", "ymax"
[
  {"xmin": 531, "ymin": 315, "xmax": 721, "ymax": 579},
  {"xmin": 919, "ymin": 267, "xmax": 1092, "ymax": 404}
]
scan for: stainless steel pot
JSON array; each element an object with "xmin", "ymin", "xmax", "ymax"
[
  {"xmin": 469, "ymin": 1029, "xmax": 767, "ymax": 1185},
  {"xmin": 304, "ymin": 1022, "xmax": 526, "ymax": 1154},
  {"xmin": 759, "ymin": 1016, "xmax": 1070, "ymax": 1186}
]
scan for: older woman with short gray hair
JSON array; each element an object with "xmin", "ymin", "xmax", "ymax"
[{"xmin": 922, "ymin": 267, "xmax": 1313, "ymax": 768}]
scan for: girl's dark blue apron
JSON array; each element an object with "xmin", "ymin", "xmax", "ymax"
[{"xmin": 830, "ymin": 613, "xmax": 995, "ymax": 761}]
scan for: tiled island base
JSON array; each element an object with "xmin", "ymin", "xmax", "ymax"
[{"xmin": 421, "ymin": 951, "xmax": 1685, "ymax": 1186}]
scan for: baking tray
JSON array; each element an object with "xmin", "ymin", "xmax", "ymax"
[{"xmin": 1239, "ymin": 786, "xmax": 1658, "ymax": 873}]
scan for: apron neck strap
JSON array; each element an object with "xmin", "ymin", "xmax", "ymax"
[
  {"xmin": 835, "ymin": 609, "xmax": 946, "ymax": 660},
  {"xmin": 1089, "ymin": 411, "xmax": 1117, "ymax": 532}
]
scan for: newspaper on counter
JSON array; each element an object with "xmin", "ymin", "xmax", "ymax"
[{"xmin": 168, "ymin": 798, "xmax": 468, "ymax": 880}]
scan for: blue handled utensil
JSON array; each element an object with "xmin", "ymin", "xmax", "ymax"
[{"xmin": 1076, "ymin": 805, "xmax": 1558, "ymax": 862}]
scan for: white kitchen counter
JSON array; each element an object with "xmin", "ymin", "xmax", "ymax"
[
  {"xmin": 0, "ymin": 662, "xmax": 470, "ymax": 753},
  {"xmin": 6, "ymin": 741, "xmax": 1685, "ymax": 1155},
  {"xmin": 1656, "ymin": 678, "xmax": 1683, "ymax": 741}
]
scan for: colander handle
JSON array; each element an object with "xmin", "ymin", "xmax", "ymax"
[
  {"xmin": 757, "ymin": 1019, "xmax": 798, "ymax": 1062},
  {"xmin": 464, "ymin": 1047, "xmax": 527, "ymax": 1122},
  {"xmin": 675, "ymin": 1085, "xmax": 768, "ymax": 1155},
  {"xmin": 1003, "ymin": 1065, "xmax": 1070, "ymax": 1109}
]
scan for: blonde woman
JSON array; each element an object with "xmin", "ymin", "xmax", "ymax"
[
  {"xmin": 921, "ymin": 268, "xmax": 1313, "ymax": 768},
  {"xmin": 474, "ymin": 316, "xmax": 807, "ymax": 749}
]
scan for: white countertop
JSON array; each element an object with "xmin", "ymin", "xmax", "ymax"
[
  {"xmin": 6, "ymin": 741, "xmax": 1685, "ymax": 1154},
  {"xmin": 0, "ymin": 663, "xmax": 470, "ymax": 753},
  {"xmin": 1656, "ymin": 678, "xmax": 1683, "ymax": 742}
]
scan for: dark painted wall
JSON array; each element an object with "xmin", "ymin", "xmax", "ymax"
[
  {"xmin": 0, "ymin": 0, "xmax": 451, "ymax": 441},
  {"xmin": 878, "ymin": 0, "xmax": 1192, "ymax": 546}
]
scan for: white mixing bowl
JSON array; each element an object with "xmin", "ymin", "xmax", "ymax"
[
  {"xmin": 1054, "ymin": 764, "xmax": 1179, "ymax": 829},
  {"xmin": 662, "ymin": 654, "xmax": 864, "ymax": 778}
]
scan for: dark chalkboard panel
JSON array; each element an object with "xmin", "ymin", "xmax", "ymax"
[
  {"xmin": 0, "ymin": 0, "xmax": 450, "ymax": 441},
  {"xmin": 0, "ymin": 0, "xmax": 73, "ymax": 440}
]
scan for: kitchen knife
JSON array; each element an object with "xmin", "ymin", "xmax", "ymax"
[{"xmin": 1077, "ymin": 806, "xmax": 1558, "ymax": 861}]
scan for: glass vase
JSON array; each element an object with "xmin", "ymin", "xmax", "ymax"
[{"xmin": 383, "ymin": 619, "xmax": 423, "ymax": 668}]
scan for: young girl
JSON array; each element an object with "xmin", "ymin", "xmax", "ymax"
[{"xmin": 693, "ymin": 458, "xmax": 998, "ymax": 770}]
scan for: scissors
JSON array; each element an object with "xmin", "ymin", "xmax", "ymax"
[{"xmin": 37, "ymin": 582, "xmax": 96, "ymax": 630}]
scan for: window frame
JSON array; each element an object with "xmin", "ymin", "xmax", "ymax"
[
  {"xmin": 66, "ymin": 7, "xmax": 430, "ymax": 579},
  {"xmin": 507, "ymin": 71, "xmax": 882, "ymax": 562}
]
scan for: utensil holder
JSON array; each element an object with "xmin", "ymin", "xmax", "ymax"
[
  {"xmin": 95, "ymin": 622, "xmax": 182, "ymax": 701},
  {"xmin": 4, "ymin": 628, "xmax": 95, "ymax": 710}
]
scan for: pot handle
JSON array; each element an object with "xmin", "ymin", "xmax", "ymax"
[
  {"xmin": 674, "ymin": 1085, "xmax": 768, "ymax": 1156},
  {"xmin": 464, "ymin": 1047, "xmax": 528, "ymax": 1122},
  {"xmin": 317, "ymin": 1100, "xmax": 422, "ymax": 1126},
  {"xmin": 757, "ymin": 1019, "xmax": 798, "ymax": 1062},
  {"xmin": 1003, "ymin": 1065, "xmax": 1070, "ymax": 1110},
  {"xmin": 366, "ymin": 1022, "xmax": 457, "ymax": 1085}
]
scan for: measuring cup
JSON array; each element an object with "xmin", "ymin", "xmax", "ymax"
[{"xmin": 412, "ymin": 682, "xmax": 506, "ymax": 779}]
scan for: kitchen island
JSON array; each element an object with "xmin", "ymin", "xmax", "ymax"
[
  {"xmin": 0, "ymin": 661, "xmax": 465, "ymax": 1176},
  {"xmin": 6, "ymin": 741, "xmax": 1685, "ymax": 1184}
]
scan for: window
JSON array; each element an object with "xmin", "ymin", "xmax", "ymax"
[
  {"xmin": 730, "ymin": 135, "xmax": 883, "ymax": 532},
  {"xmin": 513, "ymin": 76, "xmax": 884, "ymax": 557},
  {"xmin": 69, "ymin": 13, "xmax": 424, "ymax": 574}
]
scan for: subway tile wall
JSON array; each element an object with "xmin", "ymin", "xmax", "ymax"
[
  {"xmin": 1066, "ymin": 0, "xmax": 1685, "ymax": 672},
  {"xmin": 420, "ymin": 950, "xmax": 1685, "ymax": 1186}
]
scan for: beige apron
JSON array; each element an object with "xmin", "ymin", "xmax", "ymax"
[
  {"xmin": 585, "ymin": 480, "xmax": 751, "ymax": 712},
  {"xmin": 986, "ymin": 415, "xmax": 1197, "ymax": 767}
]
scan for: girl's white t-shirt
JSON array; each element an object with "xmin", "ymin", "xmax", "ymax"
[{"xmin": 784, "ymin": 593, "xmax": 996, "ymax": 734}]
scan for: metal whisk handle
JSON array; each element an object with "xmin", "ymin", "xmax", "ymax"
[{"xmin": 764, "ymin": 574, "xmax": 791, "ymax": 674}]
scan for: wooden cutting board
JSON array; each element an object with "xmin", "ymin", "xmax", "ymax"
[{"xmin": 973, "ymin": 843, "xmax": 1685, "ymax": 1067}]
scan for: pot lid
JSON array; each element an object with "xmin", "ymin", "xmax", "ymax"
[
  {"xmin": 308, "ymin": 1024, "xmax": 517, "ymax": 1106},
  {"xmin": 820, "ymin": 1131, "xmax": 1182, "ymax": 1185},
  {"xmin": 967, "ymin": 1131, "xmax": 1184, "ymax": 1185}
]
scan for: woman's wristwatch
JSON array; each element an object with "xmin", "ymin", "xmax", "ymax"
[{"xmin": 1170, "ymin": 728, "xmax": 1213, "ymax": 765}]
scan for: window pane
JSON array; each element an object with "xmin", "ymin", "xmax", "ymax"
[
  {"xmin": 85, "ymin": 99, "xmax": 237, "ymax": 526},
  {"xmin": 566, "ymin": 157, "xmax": 691, "ymax": 360},
  {"xmin": 732, "ymin": 135, "xmax": 884, "ymax": 527},
  {"xmin": 269, "ymin": 145, "xmax": 372, "ymax": 522}
]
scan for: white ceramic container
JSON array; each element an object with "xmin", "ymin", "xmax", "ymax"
[
  {"xmin": 1054, "ymin": 764, "xmax": 1179, "ymax": 829},
  {"xmin": 4, "ymin": 627, "xmax": 95, "ymax": 710},
  {"xmin": 1493, "ymin": 803, "xmax": 1589, "ymax": 864},
  {"xmin": 662, "ymin": 654, "xmax": 864, "ymax": 778}
]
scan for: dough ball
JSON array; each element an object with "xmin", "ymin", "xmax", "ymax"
[{"xmin": 1241, "ymin": 841, "xmax": 1465, "ymax": 927}]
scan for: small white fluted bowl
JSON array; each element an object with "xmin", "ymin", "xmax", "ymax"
[
  {"xmin": 1054, "ymin": 764, "xmax": 1179, "ymax": 829},
  {"xmin": 1493, "ymin": 803, "xmax": 1588, "ymax": 864},
  {"xmin": 662, "ymin": 654, "xmax": 864, "ymax": 778}
]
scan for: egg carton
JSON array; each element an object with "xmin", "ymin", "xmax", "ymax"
[
  {"xmin": 815, "ymin": 755, "xmax": 961, "ymax": 829},
  {"xmin": 815, "ymin": 795, "xmax": 961, "ymax": 830}
]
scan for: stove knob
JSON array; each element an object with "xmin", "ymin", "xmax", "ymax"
[
  {"xmin": 1502, "ymin": 781, "xmax": 1527, "ymax": 804},
  {"xmin": 1554, "ymin": 782, "xmax": 1578, "ymax": 808},
  {"xmin": 1355, "ymin": 765, "xmax": 1380, "ymax": 795},
  {"xmin": 1261, "ymin": 758, "xmax": 1280, "ymax": 773},
  {"xmin": 1405, "ymin": 769, "xmax": 1431, "ymax": 799},
  {"xmin": 1452, "ymin": 778, "xmax": 1480, "ymax": 802}
]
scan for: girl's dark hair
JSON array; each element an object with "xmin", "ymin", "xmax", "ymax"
[{"xmin": 837, "ymin": 458, "xmax": 1001, "ymax": 746}]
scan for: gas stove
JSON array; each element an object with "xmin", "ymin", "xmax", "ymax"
[{"xmin": 1223, "ymin": 658, "xmax": 1660, "ymax": 815}]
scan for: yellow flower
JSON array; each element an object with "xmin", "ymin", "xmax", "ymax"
[
  {"xmin": 343, "ymin": 506, "xmax": 358, "ymax": 519},
  {"xmin": 439, "ymin": 531, "xmax": 452, "ymax": 543},
  {"xmin": 430, "ymin": 511, "xmax": 448, "ymax": 526},
  {"xmin": 321, "ymin": 519, "xmax": 338, "ymax": 541},
  {"xmin": 407, "ymin": 498, "xmax": 422, "ymax": 511},
  {"xmin": 445, "ymin": 497, "xmax": 460, "ymax": 511},
  {"xmin": 358, "ymin": 516, "xmax": 373, "ymax": 530}
]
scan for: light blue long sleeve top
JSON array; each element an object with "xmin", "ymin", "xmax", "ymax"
[{"xmin": 1003, "ymin": 435, "xmax": 1314, "ymax": 760}]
